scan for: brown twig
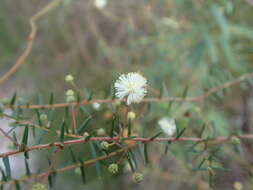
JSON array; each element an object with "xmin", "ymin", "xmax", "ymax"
[
  {"xmin": 0, "ymin": 127, "xmax": 19, "ymax": 147},
  {"xmin": 43, "ymin": 148, "xmax": 62, "ymax": 181},
  {"xmin": 7, "ymin": 71, "xmax": 253, "ymax": 110},
  {"xmin": 71, "ymin": 105, "xmax": 77, "ymax": 134},
  {"xmin": 0, "ymin": 134, "xmax": 251, "ymax": 158},
  {"xmin": 0, "ymin": 144, "xmax": 136, "ymax": 186},
  {"xmin": 0, "ymin": 0, "xmax": 61, "ymax": 85}
]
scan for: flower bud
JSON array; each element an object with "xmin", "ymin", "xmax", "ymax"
[
  {"xmin": 97, "ymin": 128, "xmax": 106, "ymax": 136},
  {"xmin": 66, "ymin": 95, "xmax": 76, "ymax": 103},
  {"xmin": 1, "ymin": 97, "xmax": 10, "ymax": 106},
  {"xmin": 132, "ymin": 172, "xmax": 144, "ymax": 184},
  {"xmin": 231, "ymin": 136, "xmax": 241, "ymax": 145},
  {"xmin": 65, "ymin": 74, "xmax": 74, "ymax": 83},
  {"xmin": 40, "ymin": 114, "xmax": 48, "ymax": 122},
  {"xmin": 127, "ymin": 111, "xmax": 136, "ymax": 120},
  {"xmin": 83, "ymin": 132, "xmax": 89, "ymax": 137},
  {"xmin": 92, "ymin": 102, "xmax": 101, "ymax": 110},
  {"xmin": 233, "ymin": 181, "xmax": 243, "ymax": 190},
  {"xmin": 66, "ymin": 89, "xmax": 74, "ymax": 97},
  {"xmin": 108, "ymin": 163, "xmax": 118, "ymax": 174},
  {"xmin": 100, "ymin": 141, "xmax": 109, "ymax": 150},
  {"xmin": 30, "ymin": 183, "xmax": 47, "ymax": 190},
  {"xmin": 74, "ymin": 168, "xmax": 81, "ymax": 175}
]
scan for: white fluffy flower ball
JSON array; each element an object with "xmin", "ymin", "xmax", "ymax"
[
  {"xmin": 158, "ymin": 117, "xmax": 176, "ymax": 136},
  {"xmin": 114, "ymin": 72, "xmax": 147, "ymax": 105},
  {"xmin": 94, "ymin": 0, "xmax": 107, "ymax": 9}
]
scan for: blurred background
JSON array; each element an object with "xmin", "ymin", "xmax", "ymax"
[{"xmin": 0, "ymin": 0, "xmax": 253, "ymax": 189}]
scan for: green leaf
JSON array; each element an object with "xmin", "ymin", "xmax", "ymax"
[
  {"xmin": 77, "ymin": 92, "xmax": 81, "ymax": 103},
  {"xmin": 60, "ymin": 120, "xmax": 65, "ymax": 142},
  {"xmin": 149, "ymin": 132, "xmax": 162, "ymax": 141},
  {"xmin": 77, "ymin": 116, "xmax": 92, "ymax": 135},
  {"xmin": 137, "ymin": 142, "xmax": 145, "ymax": 164},
  {"xmin": 10, "ymin": 92, "xmax": 17, "ymax": 106},
  {"xmin": 15, "ymin": 181, "xmax": 20, "ymax": 190},
  {"xmin": 87, "ymin": 91, "xmax": 94, "ymax": 101},
  {"xmin": 24, "ymin": 158, "xmax": 31, "ymax": 176},
  {"xmin": 127, "ymin": 119, "xmax": 132, "ymax": 137},
  {"xmin": 49, "ymin": 92, "xmax": 54, "ymax": 105},
  {"xmin": 79, "ymin": 105, "xmax": 90, "ymax": 116},
  {"xmin": 126, "ymin": 152, "xmax": 135, "ymax": 172},
  {"xmin": 198, "ymin": 124, "xmax": 206, "ymax": 138},
  {"xmin": 198, "ymin": 158, "xmax": 207, "ymax": 168},
  {"xmin": 129, "ymin": 148, "xmax": 138, "ymax": 169},
  {"xmin": 110, "ymin": 114, "xmax": 118, "ymax": 137},
  {"xmin": 20, "ymin": 125, "xmax": 29, "ymax": 151},
  {"xmin": 48, "ymin": 172, "xmax": 56, "ymax": 188},
  {"xmin": 69, "ymin": 147, "xmax": 77, "ymax": 163},
  {"xmin": 2, "ymin": 156, "xmax": 11, "ymax": 179},
  {"xmin": 176, "ymin": 128, "xmax": 186, "ymax": 139},
  {"xmin": 89, "ymin": 142, "xmax": 101, "ymax": 177},
  {"xmin": 144, "ymin": 143, "xmax": 149, "ymax": 165},
  {"xmin": 79, "ymin": 160, "xmax": 86, "ymax": 184}
]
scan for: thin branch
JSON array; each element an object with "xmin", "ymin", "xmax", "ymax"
[
  {"xmin": 43, "ymin": 148, "xmax": 62, "ymax": 181},
  {"xmin": 7, "ymin": 71, "xmax": 253, "ymax": 110},
  {"xmin": 0, "ymin": 127, "xmax": 19, "ymax": 147},
  {"xmin": 0, "ymin": 134, "xmax": 251, "ymax": 158},
  {"xmin": 0, "ymin": 144, "xmax": 135, "ymax": 186},
  {"xmin": 0, "ymin": 0, "xmax": 61, "ymax": 85}
]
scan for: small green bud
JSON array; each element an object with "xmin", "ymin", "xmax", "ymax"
[
  {"xmin": 40, "ymin": 114, "xmax": 48, "ymax": 122},
  {"xmin": 97, "ymin": 128, "xmax": 106, "ymax": 136},
  {"xmin": 132, "ymin": 172, "xmax": 144, "ymax": 184},
  {"xmin": 127, "ymin": 111, "xmax": 136, "ymax": 120},
  {"xmin": 74, "ymin": 168, "xmax": 81, "ymax": 175},
  {"xmin": 108, "ymin": 163, "xmax": 118, "ymax": 174},
  {"xmin": 66, "ymin": 89, "xmax": 74, "ymax": 96},
  {"xmin": 100, "ymin": 141, "xmax": 110, "ymax": 150},
  {"xmin": 7, "ymin": 143, "xmax": 15, "ymax": 150},
  {"xmin": 66, "ymin": 95, "xmax": 76, "ymax": 103},
  {"xmin": 65, "ymin": 74, "xmax": 74, "ymax": 83},
  {"xmin": 231, "ymin": 136, "xmax": 241, "ymax": 145},
  {"xmin": 30, "ymin": 183, "xmax": 47, "ymax": 190},
  {"xmin": 1, "ymin": 97, "xmax": 10, "ymax": 106}
]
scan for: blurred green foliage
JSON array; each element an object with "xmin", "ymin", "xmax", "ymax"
[{"xmin": 0, "ymin": 0, "xmax": 253, "ymax": 189}]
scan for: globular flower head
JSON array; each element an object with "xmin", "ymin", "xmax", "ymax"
[
  {"xmin": 30, "ymin": 183, "xmax": 47, "ymax": 190},
  {"xmin": 132, "ymin": 172, "xmax": 144, "ymax": 184},
  {"xmin": 108, "ymin": 163, "xmax": 118, "ymax": 174},
  {"xmin": 94, "ymin": 0, "xmax": 107, "ymax": 9},
  {"xmin": 65, "ymin": 74, "xmax": 74, "ymax": 83},
  {"xmin": 114, "ymin": 72, "xmax": 147, "ymax": 105},
  {"xmin": 158, "ymin": 117, "xmax": 176, "ymax": 137}
]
